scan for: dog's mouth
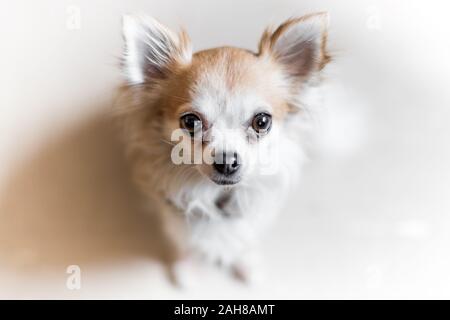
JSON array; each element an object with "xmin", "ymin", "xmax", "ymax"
[{"xmin": 210, "ymin": 175, "xmax": 241, "ymax": 186}]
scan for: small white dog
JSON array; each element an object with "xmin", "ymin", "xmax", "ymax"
[{"xmin": 116, "ymin": 13, "xmax": 330, "ymax": 283}]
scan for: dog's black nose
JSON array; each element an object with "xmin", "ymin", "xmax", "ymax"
[{"xmin": 213, "ymin": 152, "xmax": 241, "ymax": 176}]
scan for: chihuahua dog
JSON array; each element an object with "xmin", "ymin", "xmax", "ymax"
[{"xmin": 116, "ymin": 13, "xmax": 330, "ymax": 283}]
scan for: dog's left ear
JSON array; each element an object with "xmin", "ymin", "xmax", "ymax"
[{"xmin": 259, "ymin": 13, "xmax": 330, "ymax": 80}]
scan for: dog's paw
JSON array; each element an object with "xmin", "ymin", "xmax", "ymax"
[
  {"xmin": 168, "ymin": 256, "xmax": 201, "ymax": 289},
  {"xmin": 230, "ymin": 253, "xmax": 265, "ymax": 285}
]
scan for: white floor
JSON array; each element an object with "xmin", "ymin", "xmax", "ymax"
[{"xmin": 1, "ymin": 0, "xmax": 450, "ymax": 299}]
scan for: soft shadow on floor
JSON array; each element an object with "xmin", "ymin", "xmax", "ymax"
[{"xmin": 0, "ymin": 113, "xmax": 178, "ymax": 281}]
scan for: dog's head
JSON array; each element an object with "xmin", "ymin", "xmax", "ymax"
[{"xmin": 120, "ymin": 14, "xmax": 330, "ymax": 186}]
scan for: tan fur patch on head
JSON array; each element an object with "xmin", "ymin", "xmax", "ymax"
[{"xmin": 161, "ymin": 47, "xmax": 291, "ymax": 123}]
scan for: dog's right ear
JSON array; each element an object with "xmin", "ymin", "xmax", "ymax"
[{"xmin": 121, "ymin": 15, "xmax": 192, "ymax": 85}]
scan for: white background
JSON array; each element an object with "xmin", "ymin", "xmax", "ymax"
[{"xmin": 1, "ymin": 0, "xmax": 450, "ymax": 298}]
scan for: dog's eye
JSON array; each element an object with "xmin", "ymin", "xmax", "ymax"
[
  {"xmin": 180, "ymin": 113, "xmax": 202, "ymax": 136},
  {"xmin": 252, "ymin": 113, "xmax": 272, "ymax": 134}
]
